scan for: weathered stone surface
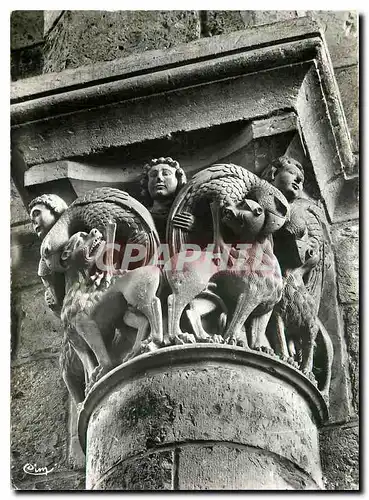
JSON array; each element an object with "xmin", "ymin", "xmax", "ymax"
[
  {"xmin": 84, "ymin": 347, "xmax": 325, "ymax": 489},
  {"xmin": 177, "ymin": 444, "xmax": 319, "ymax": 490},
  {"xmin": 11, "ymin": 11, "xmax": 44, "ymax": 50},
  {"xmin": 11, "ymin": 16, "xmax": 321, "ymax": 101},
  {"xmin": 317, "ymin": 260, "xmax": 353, "ymax": 422},
  {"xmin": 94, "ymin": 451, "xmax": 174, "ymax": 490},
  {"xmin": 309, "ymin": 11, "xmax": 358, "ymax": 67},
  {"xmin": 12, "ymin": 65, "xmax": 307, "ymax": 166},
  {"xmin": 11, "ymin": 44, "xmax": 44, "ymax": 82},
  {"xmin": 239, "ymin": 11, "xmax": 358, "ymax": 67},
  {"xmin": 11, "ymin": 226, "xmax": 41, "ymax": 289},
  {"xmin": 343, "ymin": 305, "xmax": 359, "ymax": 414},
  {"xmin": 204, "ymin": 11, "xmax": 245, "ymax": 36},
  {"xmin": 43, "ymin": 10, "xmax": 201, "ymax": 73},
  {"xmin": 331, "ymin": 222, "xmax": 359, "ymax": 303},
  {"xmin": 11, "ymin": 179, "xmax": 29, "ymax": 225},
  {"xmin": 13, "ymin": 471, "xmax": 85, "ymax": 491},
  {"xmin": 11, "ymin": 358, "xmax": 69, "ymax": 488},
  {"xmin": 320, "ymin": 423, "xmax": 359, "ymax": 490},
  {"xmin": 68, "ymin": 401, "xmax": 85, "ymax": 470},
  {"xmin": 244, "ymin": 10, "xmax": 306, "ymax": 27},
  {"xmin": 13, "ymin": 284, "xmax": 63, "ymax": 361},
  {"xmin": 44, "ymin": 10, "xmax": 64, "ymax": 35},
  {"xmin": 335, "ymin": 65, "xmax": 359, "ymax": 154}
]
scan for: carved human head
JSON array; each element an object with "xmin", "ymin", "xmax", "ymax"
[
  {"xmin": 263, "ymin": 156, "xmax": 305, "ymax": 202},
  {"xmin": 141, "ymin": 157, "xmax": 187, "ymax": 206},
  {"xmin": 29, "ymin": 194, "xmax": 68, "ymax": 240}
]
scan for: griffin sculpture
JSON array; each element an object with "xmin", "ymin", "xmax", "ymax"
[
  {"xmin": 59, "ymin": 227, "xmax": 162, "ymax": 404},
  {"xmin": 41, "ymin": 187, "xmax": 160, "ymax": 276},
  {"xmin": 273, "ymin": 250, "xmax": 333, "ymax": 397},
  {"xmin": 165, "ymin": 163, "xmax": 289, "ymax": 348}
]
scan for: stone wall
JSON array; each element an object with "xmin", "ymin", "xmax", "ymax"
[
  {"xmin": 10, "ymin": 10, "xmax": 359, "ymax": 490},
  {"xmin": 11, "ymin": 10, "xmax": 359, "ymax": 160},
  {"xmin": 11, "ymin": 180, "xmax": 86, "ymax": 490}
]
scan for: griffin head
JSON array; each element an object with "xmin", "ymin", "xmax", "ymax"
[
  {"xmin": 247, "ymin": 184, "xmax": 290, "ymax": 236},
  {"xmin": 222, "ymin": 199, "xmax": 266, "ymax": 241},
  {"xmin": 60, "ymin": 229, "xmax": 105, "ymax": 273}
]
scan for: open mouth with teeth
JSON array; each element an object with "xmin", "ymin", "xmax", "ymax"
[{"xmin": 86, "ymin": 236, "xmax": 104, "ymax": 259}]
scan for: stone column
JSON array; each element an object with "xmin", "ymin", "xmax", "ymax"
[{"xmin": 79, "ymin": 345, "xmax": 327, "ymax": 490}]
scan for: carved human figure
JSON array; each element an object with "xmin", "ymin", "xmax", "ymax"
[
  {"xmin": 29, "ymin": 194, "xmax": 86, "ymax": 405},
  {"xmin": 270, "ymin": 156, "xmax": 304, "ymax": 202},
  {"xmin": 140, "ymin": 156, "xmax": 188, "ymax": 241},
  {"xmin": 29, "ymin": 194, "xmax": 68, "ymax": 314},
  {"xmin": 262, "ymin": 156, "xmax": 323, "ymax": 288},
  {"xmin": 30, "ymin": 195, "xmax": 68, "ymax": 240},
  {"xmin": 261, "ymin": 155, "xmax": 333, "ymax": 393}
]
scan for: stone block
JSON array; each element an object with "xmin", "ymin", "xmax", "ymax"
[
  {"xmin": 320, "ymin": 423, "xmax": 359, "ymax": 490},
  {"xmin": 94, "ymin": 451, "xmax": 174, "ymax": 490},
  {"xmin": 11, "ymin": 358, "xmax": 69, "ymax": 488},
  {"xmin": 204, "ymin": 11, "xmax": 245, "ymax": 36},
  {"xmin": 309, "ymin": 11, "xmax": 358, "ymax": 67},
  {"xmin": 44, "ymin": 11, "xmax": 64, "ymax": 35},
  {"xmin": 11, "ymin": 11, "xmax": 44, "ymax": 50},
  {"xmin": 12, "ymin": 284, "xmax": 63, "ymax": 361},
  {"xmin": 335, "ymin": 65, "xmax": 359, "ymax": 154},
  {"xmin": 13, "ymin": 472, "xmax": 85, "ymax": 491},
  {"xmin": 43, "ymin": 10, "xmax": 201, "ymax": 73},
  {"xmin": 11, "ymin": 227, "xmax": 41, "ymax": 290},
  {"xmin": 343, "ymin": 305, "xmax": 359, "ymax": 414},
  {"xmin": 243, "ymin": 11, "xmax": 358, "ymax": 68},
  {"xmin": 84, "ymin": 347, "xmax": 325, "ymax": 489},
  {"xmin": 11, "ymin": 44, "xmax": 44, "ymax": 81},
  {"xmin": 244, "ymin": 10, "xmax": 304, "ymax": 27},
  {"xmin": 331, "ymin": 222, "xmax": 359, "ymax": 303},
  {"xmin": 177, "ymin": 444, "xmax": 318, "ymax": 490},
  {"xmin": 10, "ymin": 179, "xmax": 29, "ymax": 225}
]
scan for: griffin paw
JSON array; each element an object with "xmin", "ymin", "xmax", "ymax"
[
  {"xmin": 175, "ymin": 332, "xmax": 196, "ymax": 344},
  {"xmin": 225, "ymin": 337, "xmax": 248, "ymax": 348},
  {"xmin": 256, "ymin": 346, "xmax": 275, "ymax": 356},
  {"xmin": 86, "ymin": 364, "xmax": 110, "ymax": 392},
  {"xmin": 140, "ymin": 339, "xmax": 160, "ymax": 353},
  {"xmin": 212, "ymin": 334, "xmax": 224, "ymax": 344},
  {"xmin": 197, "ymin": 334, "xmax": 212, "ymax": 343},
  {"xmin": 225, "ymin": 337, "xmax": 237, "ymax": 346}
]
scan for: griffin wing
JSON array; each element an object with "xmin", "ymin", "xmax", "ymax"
[
  {"xmin": 42, "ymin": 187, "xmax": 160, "ymax": 268},
  {"xmin": 167, "ymin": 164, "xmax": 263, "ymax": 252}
]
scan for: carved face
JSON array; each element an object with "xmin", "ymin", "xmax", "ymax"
[
  {"xmin": 61, "ymin": 229, "xmax": 105, "ymax": 271},
  {"xmin": 147, "ymin": 164, "xmax": 178, "ymax": 200},
  {"xmin": 30, "ymin": 203, "xmax": 57, "ymax": 240},
  {"xmin": 273, "ymin": 164, "xmax": 304, "ymax": 201}
]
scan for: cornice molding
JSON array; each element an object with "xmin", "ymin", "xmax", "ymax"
[{"xmin": 11, "ymin": 16, "xmax": 357, "ymax": 222}]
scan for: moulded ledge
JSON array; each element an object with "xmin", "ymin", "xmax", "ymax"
[{"xmin": 78, "ymin": 343, "xmax": 328, "ymax": 453}]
